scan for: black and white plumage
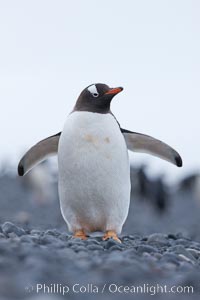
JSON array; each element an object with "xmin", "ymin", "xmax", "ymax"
[{"xmin": 18, "ymin": 83, "xmax": 182, "ymax": 241}]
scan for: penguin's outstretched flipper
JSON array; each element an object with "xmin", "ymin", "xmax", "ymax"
[
  {"xmin": 18, "ymin": 132, "xmax": 61, "ymax": 176},
  {"xmin": 121, "ymin": 128, "xmax": 182, "ymax": 167}
]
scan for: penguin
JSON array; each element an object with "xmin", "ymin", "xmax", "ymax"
[{"xmin": 18, "ymin": 83, "xmax": 182, "ymax": 242}]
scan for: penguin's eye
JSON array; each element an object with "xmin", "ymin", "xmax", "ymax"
[
  {"xmin": 92, "ymin": 92, "xmax": 99, "ymax": 97},
  {"xmin": 87, "ymin": 85, "xmax": 99, "ymax": 98}
]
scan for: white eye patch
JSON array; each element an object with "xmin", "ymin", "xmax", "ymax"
[{"xmin": 87, "ymin": 85, "xmax": 99, "ymax": 97}]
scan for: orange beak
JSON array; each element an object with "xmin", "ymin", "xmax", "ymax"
[{"xmin": 105, "ymin": 87, "xmax": 123, "ymax": 95}]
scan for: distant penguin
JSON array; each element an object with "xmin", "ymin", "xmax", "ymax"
[
  {"xmin": 21, "ymin": 161, "xmax": 54, "ymax": 206},
  {"xmin": 152, "ymin": 176, "xmax": 168, "ymax": 213},
  {"xmin": 179, "ymin": 173, "xmax": 200, "ymax": 204},
  {"xmin": 18, "ymin": 83, "xmax": 182, "ymax": 242}
]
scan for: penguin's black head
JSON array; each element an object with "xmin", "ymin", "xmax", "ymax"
[{"xmin": 73, "ymin": 83, "xmax": 123, "ymax": 113}]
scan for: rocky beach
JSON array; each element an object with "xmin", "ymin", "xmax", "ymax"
[{"xmin": 0, "ymin": 167, "xmax": 200, "ymax": 300}]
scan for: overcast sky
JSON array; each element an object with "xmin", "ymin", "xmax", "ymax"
[{"xmin": 0, "ymin": 0, "xmax": 199, "ymax": 181}]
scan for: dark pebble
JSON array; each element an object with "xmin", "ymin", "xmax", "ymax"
[{"xmin": 168, "ymin": 233, "xmax": 177, "ymax": 240}]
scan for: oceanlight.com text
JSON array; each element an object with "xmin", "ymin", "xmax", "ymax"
[{"xmin": 25, "ymin": 283, "xmax": 194, "ymax": 296}]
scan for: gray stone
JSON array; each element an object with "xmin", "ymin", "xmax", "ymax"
[
  {"xmin": 175, "ymin": 239, "xmax": 191, "ymax": 247},
  {"xmin": 178, "ymin": 254, "xmax": 196, "ymax": 265},
  {"xmin": 186, "ymin": 248, "xmax": 200, "ymax": 259},
  {"xmin": 179, "ymin": 261, "xmax": 195, "ymax": 271},
  {"xmin": 87, "ymin": 244, "xmax": 104, "ymax": 251},
  {"xmin": 137, "ymin": 245, "xmax": 157, "ymax": 254},
  {"xmin": 122, "ymin": 235, "xmax": 138, "ymax": 240},
  {"xmin": 104, "ymin": 239, "xmax": 121, "ymax": 249},
  {"xmin": 59, "ymin": 233, "xmax": 70, "ymax": 241},
  {"xmin": 170, "ymin": 245, "xmax": 197, "ymax": 262},
  {"xmin": 0, "ymin": 233, "xmax": 5, "ymax": 239},
  {"xmin": 2, "ymin": 222, "xmax": 26, "ymax": 237},
  {"xmin": 30, "ymin": 229, "xmax": 41, "ymax": 235},
  {"xmin": 8, "ymin": 232, "xmax": 19, "ymax": 238},
  {"xmin": 161, "ymin": 253, "xmax": 180, "ymax": 265},
  {"xmin": 86, "ymin": 238, "xmax": 100, "ymax": 245},
  {"xmin": 122, "ymin": 248, "xmax": 138, "ymax": 258},
  {"xmin": 44, "ymin": 229, "xmax": 61, "ymax": 237},
  {"xmin": 147, "ymin": 233, "xmax": 169, "ymax": 246},
  {"xmin": 109, "ymin": 245, "xmax": 123, "ymax": 251},
  {"xmin": 40, "ymin": 235, "xmax": 59, "ymax": 245},
  {"xmin": 20, "ymin": 235, "xmax": 35, "ymax": 243},
  {"xmin": 69, "ymin": 238, "xmax": 84, "ymax": 246},
  {"xmin": 161, "ymin": 262, "xmax": 177, "ymax": 271},
  {"xmin": 29, "ymin": 235, "xmax": 40, "ymax": 244},
  {"xmin": 74, "ymin": 246, "xmax": 88, "ymax": 252},
  {"xmin": 154, "ymin": 253, "xmax": 162, "ymax": 259}
]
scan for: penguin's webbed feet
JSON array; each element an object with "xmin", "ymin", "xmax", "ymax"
[
  {"xmin": 72, "ymin": 229, "xmax": 88, "ymax": 240},
  {"xmin": 102, "ymin": 230, "xmax": 121, "ymax": 243}
]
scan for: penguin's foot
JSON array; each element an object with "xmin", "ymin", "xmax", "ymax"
[
  {"xmin": 73, "ymin": 229, "xmax": 87, "ymax": 240},
  {"xmin": 102, "ymin": 230, "xmax": 121, "ymax": 243}
]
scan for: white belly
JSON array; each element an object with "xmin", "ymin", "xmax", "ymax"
[{"xmin": 58, "ymin": 111, "xmax": 130, "ymax": 234}]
